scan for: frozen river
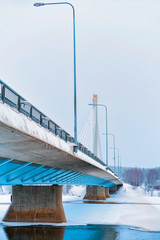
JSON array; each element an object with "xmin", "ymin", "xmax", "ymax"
[{"xmin": 0, "ymin": 184, "xmax": 160, "ymax": 239}]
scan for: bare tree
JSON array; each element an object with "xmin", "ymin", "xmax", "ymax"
[
  {"xmin": 123, "ymin": 168, "xmax": 143, "ymax": 186},
  {"xmin": 146, "ymin": 169, "xmax": 159, "ymax": 186}
]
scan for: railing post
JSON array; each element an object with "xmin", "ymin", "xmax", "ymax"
[
  {"xmin": 17, "ymin": 96, "xmax": 21, "ymax": 112},
  {"xmin": 40, "ymin": 113, "xmax": 42, "ymax": 125},
  {"xmin": 55, "ymin": 125, "xmax": 58, "ymax": 135},
  {"xmin": 30, "ymin": 106, "xmax": 32, "ymax": 119},
  {"xmin": 47, "ymin": 120, "xmax": 49, "ymax": 130},
  {"xmin": 1, "ymin": 84, "xmax": 5, "ymax": 103}
]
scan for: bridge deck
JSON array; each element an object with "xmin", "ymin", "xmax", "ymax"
[{"xmin": 0, "ymin": 80, "xmax": 121, "ymax": 186}]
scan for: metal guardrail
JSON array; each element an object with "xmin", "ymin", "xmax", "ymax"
[{"xmin": 0, "ymin": 80, "xmax": 106, "ymax": 167}]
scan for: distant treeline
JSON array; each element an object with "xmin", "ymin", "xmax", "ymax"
[{"xmin": 118, "ymin": 166, "xmax": 160, "ymax": 187}]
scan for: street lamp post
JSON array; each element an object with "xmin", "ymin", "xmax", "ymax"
[
  {"xmin": 115, "ymin": 147, "xmax": 120, "ymax": 176},
  {"xmin": 110, "ymin": 147, "xmax": 120, "ymax": 176},
  {"xmin": 108, "ymin": 133, "xmax": 116, "ymax": 172},
  {"xmin": 34, "ymin": 2, "xmax": 78, "ymax": 149},
  {"xmin": 89, "ymin": 103, "xmax": 108, "ymax": 166},
  {"xmin": 119, "ymin": 156, "xmax": 122, "ymax": 178}
]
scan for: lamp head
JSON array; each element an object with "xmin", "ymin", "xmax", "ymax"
[{"xmin": 33, "ymin": 2, "xmax": 45, "ymax": 7}]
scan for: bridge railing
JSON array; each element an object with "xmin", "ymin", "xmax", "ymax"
[{"xmin": 0, "ymin": 80, "xmax": 106, "ymax": 167}]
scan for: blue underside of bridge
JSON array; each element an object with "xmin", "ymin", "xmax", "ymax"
[{"xmin": 0, "ymin": 158, "xmax": 115, "ymax": 187}]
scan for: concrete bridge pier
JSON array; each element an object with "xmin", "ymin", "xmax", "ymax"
[
  {"xmin": 109, "ymin": 185, "xmax": 118, "ymax": 194},
  {"xmin": 83, "ymin": 186, "xmax": 106, "ymax": 200},
  {"xmin": 3, "ymin": 185, "xmax": 66, "ymax": 223},
  {"xmin": 109, "ymin": 185, "xmax": 122, "ymax": 194},
  {"xmin": 105, "ymin": 187, "xmax": 110, "ymax": 198}
]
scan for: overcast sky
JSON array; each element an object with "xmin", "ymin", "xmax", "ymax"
[{"xmin": 0, "ymin": 0, "xmax": 160, "ymax": 168}]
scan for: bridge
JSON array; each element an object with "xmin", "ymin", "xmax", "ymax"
[{"xmin": 0, "ymin": 80, "xmax": 122, "ymax": 223}]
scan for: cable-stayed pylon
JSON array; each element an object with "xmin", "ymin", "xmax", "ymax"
[{"xmin": 78, "ymin": 95, "xmax": 104, "ymax": 162}]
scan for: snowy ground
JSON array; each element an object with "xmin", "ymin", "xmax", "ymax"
[
  {"xmin": 63, "ymin": 184, "xmax": 160, "ymax": 231},
  {"xmin": 0, "ymin": 184, "xmax": 160, "ymax": 235}
]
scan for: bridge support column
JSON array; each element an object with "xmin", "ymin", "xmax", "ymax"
[
  {"xmin": 117, "ymin": 185, "xmax": 122, "ymax": 191},
  {"xmin": 83, "ymin": 186, "xmax": 106, "ymax": 200},
  {"xmin": 109, "ymin": 185, "xmax": 118, "ymax": 194},
  {"xmin": 105, "ymin": 187, "xmax": 110, "ymax": 198},
  {"xmin": 3, "ymin": 185, "xmax": 66, "ymax": 223}
]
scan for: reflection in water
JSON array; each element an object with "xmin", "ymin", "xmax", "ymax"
[
  {"xmin": 5, "ymin": 226, "xmax": 65, "ymax": 240},
  {"xmin": 64, "ymin": 225, "xmax": 118, "ymax": 240},
  {"xmin": 4, "ymin": 225, "xmax": 160, "ymax": 240},
  {"xmin": 4, "ymin": 225, "xmax": 118, "ymax": 240}
]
